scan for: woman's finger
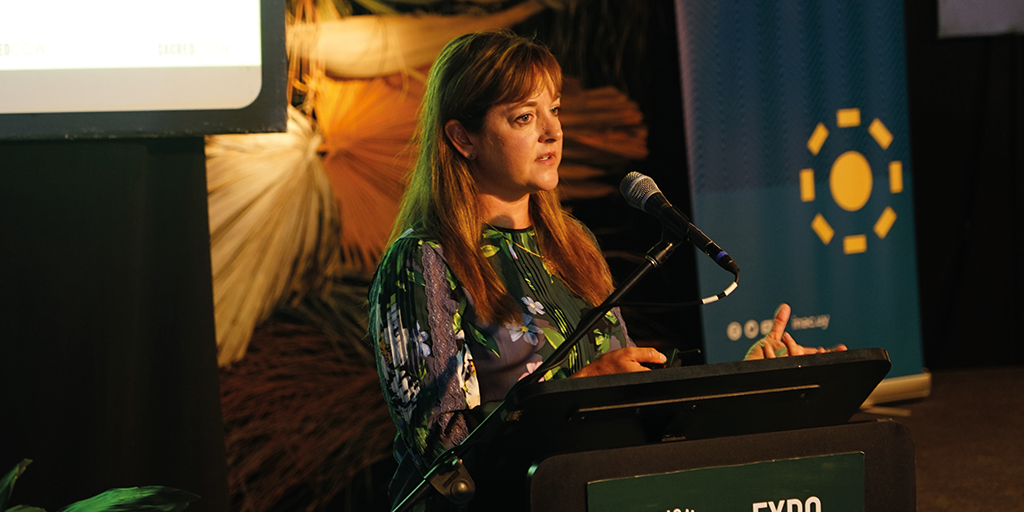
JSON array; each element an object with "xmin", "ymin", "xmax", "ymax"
[
  {"xmin": 768, "ymin": 303, "xmax": 792, "ymax": 342},
  {"xmin": 633, "ymin": 347, "xmax": 668, "ymax": 364},
  {"xmin": 782, "ymin": 332, "xmax": 802, "ymax": 355}
]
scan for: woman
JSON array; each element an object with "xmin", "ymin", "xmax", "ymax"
[{"xmin": 368, "ymin": 29, "xmax": 834, "ymax": 509}]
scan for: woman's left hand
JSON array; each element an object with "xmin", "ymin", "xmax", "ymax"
[
  {"xmin": 573, "ymin": 347, "xmax": 666, "ymax": 378},
  {"xmin": 744, "ymin": 303, "xmax": 847, "ymax": 360}
]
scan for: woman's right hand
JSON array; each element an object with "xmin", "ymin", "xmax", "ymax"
[
  {"xmin": 744, "ymin": 303, "xmax": 847, "ymax": 360},
  {"xmin": 572, "ymin": 347, "xmax": 667, "ymax": 378}
]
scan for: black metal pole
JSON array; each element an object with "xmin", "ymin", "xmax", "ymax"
[{"xmin": 512, "ymin": 237, "xmax": 680, "ymax": 389}]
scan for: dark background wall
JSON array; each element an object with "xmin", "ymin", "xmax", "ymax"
[
  {"xmin": 902, "ymin": 1, "xmax": 1024, "ymax": 369},
  {"xmin": 0, "ymin": 139, "xmax": 228, "ymax": 512}
]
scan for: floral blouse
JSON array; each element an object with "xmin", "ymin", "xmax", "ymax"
[{"xmin": 368, "ymin": 225, "xmax": 631, "ymax": 476}]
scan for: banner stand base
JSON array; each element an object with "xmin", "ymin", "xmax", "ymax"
[{"xmin": 862, "ymin": 371, "xmax": 932, "ymax": 408}]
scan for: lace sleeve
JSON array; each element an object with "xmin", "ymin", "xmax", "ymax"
[{"xmin": 369, "ymin": 237, "xmax": 482, "ymax": 470}]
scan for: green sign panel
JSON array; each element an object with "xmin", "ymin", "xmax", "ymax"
[{"xmin": 587, "ymin": 452, "xmax": 864, "ymax": 512}]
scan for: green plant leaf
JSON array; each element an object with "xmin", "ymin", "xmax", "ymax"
[
  {"xmin": 0, "ymin": 459, "xmax": 32, "ymax": 511},
  {"xmin": 7, "ymin": 505, "xmax": 47, "ymax": 512},
  {"xmin": 55, "ymin": 487, "xmax": 198, "ymax": 512}
]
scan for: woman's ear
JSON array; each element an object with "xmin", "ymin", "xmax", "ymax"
[{"xmin": 444, "ymin": 119, "xmax": 476, "ymax": 160}]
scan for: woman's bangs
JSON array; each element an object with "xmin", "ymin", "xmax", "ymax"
[{"xmin": 495, "ymin": 50, "xmax": 562, "ymax": 106}]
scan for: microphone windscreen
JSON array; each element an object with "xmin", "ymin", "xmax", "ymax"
[{"xmin": 620, "ymin": 171, "xmax": 662, "ymax": 211}]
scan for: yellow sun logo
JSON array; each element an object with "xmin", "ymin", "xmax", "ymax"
[{"xmin": 800, "ymin": 108, "xmax": 903, "ymax": 254}]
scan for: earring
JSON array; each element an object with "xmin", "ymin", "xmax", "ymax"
[{"xmin": 467, "ymin": 153, "xmax": 476, "ymax": 160}]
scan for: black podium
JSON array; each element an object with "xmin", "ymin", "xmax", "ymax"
[
  {"xmin": 530, "ymin": 420, "xmax": 914, "ymax": 512},
  {"xmin": 451, "ymin": 348, "xmax": 913, "ymax": 511}
]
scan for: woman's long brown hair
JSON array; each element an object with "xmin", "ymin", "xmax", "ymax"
[{"xmin": 392, "ymin": 29, "xmax": 613, "ymax": 326}]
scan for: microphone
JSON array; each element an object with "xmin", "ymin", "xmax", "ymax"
[{"xmin": 620, "ymin": 171, "xmax": 739, "ymax": 275}]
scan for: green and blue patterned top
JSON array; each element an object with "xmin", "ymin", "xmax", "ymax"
[{"xmin": 369, "ymin": 225, "xmax": 631, "ymax": 480}]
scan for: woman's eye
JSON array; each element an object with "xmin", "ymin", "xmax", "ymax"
[
  {"xmin": 551, "ymin": 106, "xmax": 560, "ymax": 116},
  {"xmin": 516, "ymin": 113, "xmax": 533, "ymax": 123}
]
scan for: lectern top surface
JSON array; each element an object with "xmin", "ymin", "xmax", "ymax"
[{"xmin": 495, "ymin": 348, "xmax": 891, "ymax": 442}]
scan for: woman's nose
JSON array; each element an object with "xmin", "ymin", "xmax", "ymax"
[{"xmin": 541, "ymin": 115, "xmax": 562, "ymax": 143}]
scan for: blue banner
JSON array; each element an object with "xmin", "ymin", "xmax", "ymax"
[{"xmin": 675, "ymin": 0, "xmax": 925, "ymax": 380}]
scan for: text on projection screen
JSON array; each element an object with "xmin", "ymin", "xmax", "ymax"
[{"xmin": 0, "ymin": 0, "xmax": 262, "ymax": 114}]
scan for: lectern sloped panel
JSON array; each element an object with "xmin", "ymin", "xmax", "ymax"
[
  {"xmin": 460, "ymin": 349, "xmax": 892, "ymax": 510},
  {"xmin": 505, "ymin": 348, "xmax": 887, "ymax": 446}
]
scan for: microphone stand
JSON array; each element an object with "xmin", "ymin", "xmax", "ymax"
[{"xmin": 392, "ymin": 235, "xmax": 682, "ymax": 512}]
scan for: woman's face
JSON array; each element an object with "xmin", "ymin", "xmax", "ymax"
[{"xmin": 465, "ymin": 81, "xmax": 562, "ymax": 203}]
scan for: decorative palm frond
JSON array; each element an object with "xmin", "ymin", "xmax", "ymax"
[
  {"xmin": 276, "ymin": 268, "xmax": 376, "ymax": 366},
  {"xmin": 220, "ymin": 320, "xmax": 393, "ymax": 512},
  {"xmin": 206, "ymin": 106, "xmax": 342, "ymax": 366},
  {"xmin": 286, "ymin": 1, "xmax": 545, "ymax": 79},
  {"xmin": 287, "ymin": 0, "xmax": 565, "ymax": 20},
  {"xmin": 312, "ymin": 73, "xmax": 423, "ymax": 271},
  {"xmin": 558, "ymin": 79, "xmax": 648, "ymax": 199},
  {"xmin": 533, "ymin": 0, "xmax": 652, "ymax": 93}
]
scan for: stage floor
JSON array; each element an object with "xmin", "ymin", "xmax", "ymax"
[{"xmin": 853, "ymin": 365, "xmax": 1024, "ymax": 511}]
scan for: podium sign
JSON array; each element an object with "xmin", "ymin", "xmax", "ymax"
[{"xmin": 587, "ymin": 452, "xmax": 864, "ymax": 512}]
